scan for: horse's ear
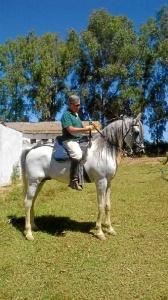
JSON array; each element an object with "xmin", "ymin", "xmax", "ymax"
[{"xmin": 136, "ymin": 113, "xmax": 142, "ymax": 121}]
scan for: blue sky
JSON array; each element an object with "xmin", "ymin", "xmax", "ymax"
[
  {"xmin": 0, "ymin": 0, "xmax": 167, "ymax": 140},
  {"xmin": 0, "ymin": 0, "xmax": 166, "ymax": 43}
]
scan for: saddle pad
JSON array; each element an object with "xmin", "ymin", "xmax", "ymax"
[
  {"xmin": 52, "ymin": 136, "xmax": 70, "ymax": 161},
  {"xmin": 52, "ymin": 135, "xmax": 89, "ymax": 162}
]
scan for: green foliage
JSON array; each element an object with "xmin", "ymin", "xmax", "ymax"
[
  {"xmin": 138, "ymin": 5, "xmax": 168, "ymax": 140},
  {"xmin": 69, "ymin": 9, "xmax": 143, "ymax": 124},
  {"xmin": 10, "ymin": 163, "xmax": 20, "ymax": 184},
  {"xmin": 0, "ymin": 5, "xmax": 168, "ymax": 140},
  {"xmin": 157, "ymin": 4, "xmax": 168, "ymax": 39},
  {"xmin": 0, "ymin": 38, "xmax": 29, "ymax": 121},
  {"xmin": 0, "ymin": 158, "xmax": 168, "ymax": 299},
  {"xmin": 0, "ymin": 31, "xmax": 71, "ymax": 121},
  {"xmin": 145, "ymin": 140, "xmax": 168, "ymax": 156},
  {"xmin": 22, "ymin": 31, "xmax": 71, "ymax": 120}
]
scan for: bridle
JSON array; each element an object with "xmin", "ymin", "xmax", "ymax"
[
  {"xmin": 89, "ymin": 118, "xmax": 144, "ymax": 156},
  {"xmin": 122, "ymin": 118, "xmax": 144, "ymax": 155}
]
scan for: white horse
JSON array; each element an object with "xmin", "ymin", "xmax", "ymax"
[{"xmin": 21, "ymin": 114, "xmax": 144, "ymax": 241}]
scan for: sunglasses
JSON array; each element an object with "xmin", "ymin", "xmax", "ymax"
[{"xmin": 71, "ymin": 103, "xmax": 80, "ymax": 107}]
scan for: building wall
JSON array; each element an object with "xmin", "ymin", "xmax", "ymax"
[
  {"xmin": 23, "ymin": 133, "xmax": 56, "ymax": 144},
  {"xmin": 0, "ymin": 124, "xmax": 23, "ymax": 186}
]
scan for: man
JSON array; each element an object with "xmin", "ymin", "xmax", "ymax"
[{"xmin": 61, "ymin": 94, "xmax": 94, "ymax": 190}]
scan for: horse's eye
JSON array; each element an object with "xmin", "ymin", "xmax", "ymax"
[{"xmin": 133, "ymin": 131, "xmax": 139, "ymax": 137}]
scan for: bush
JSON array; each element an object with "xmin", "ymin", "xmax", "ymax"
[
  {"xmin": 144, "ymin": 140, "xmax": 168, "ymax": 156},
  {"xmin": 10, "ymin": 162, "xmax": 20, "ymax": 184}
]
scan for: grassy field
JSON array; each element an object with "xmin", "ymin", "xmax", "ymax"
[{"xmin": 0, "ymin": 157, "xmax": 167, "ymax": 300}]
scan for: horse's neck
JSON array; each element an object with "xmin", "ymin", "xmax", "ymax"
[{"xmin": 101, "ymin": 120, "xmax": 124, "ymax": 149}]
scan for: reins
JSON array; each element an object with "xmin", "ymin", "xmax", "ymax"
[
  {"xmin": 89, "ymin": 120, "xmax": 131, "ymax": 156},
  {"xmin": 89, "ymin": 117, "xmax": 145, "ymax": 156}
]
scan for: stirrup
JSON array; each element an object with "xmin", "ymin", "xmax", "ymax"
[{"xmin": 68, "ymin": 180, "xmax": 82, "ymax": 191}]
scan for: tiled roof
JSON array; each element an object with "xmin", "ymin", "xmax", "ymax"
[
  {"xmin": 3, "ymin": 121, "xmax": 61, "ymax": 133},
  {"xmin": 3, "ymin": 121, "xmax": 100, "ymax": 134}
]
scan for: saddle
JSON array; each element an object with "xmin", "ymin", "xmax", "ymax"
[
  {"xmin": 52, "ymin": 136, "xmax": 91, "ymax": 186},
  {"xmin": 52, "ymin": 135, "xmax": 89, "ymax": 162}
]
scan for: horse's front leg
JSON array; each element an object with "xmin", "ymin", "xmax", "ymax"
[
  {"xmin": 104, "ymin": 184, "xmax": 117, "ymax": 236},
  {"xmin": 30, "ymin": 200, "xmax": 38, "ymax": 232},
  {"xmin": 95, "ymin": 179, "xmax": 107, "ymax": 241},
  {"xmin": 24, "ymin": 181, "xmax": 40, "ymax": 241}
]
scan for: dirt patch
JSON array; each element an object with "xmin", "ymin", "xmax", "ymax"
[
  {"xmin": 0, "ymin": 183, "xmax": 22, "ymax": 194},
  {"xmin": 121, "ymin": 156, "xmax": 167, "ymax": 165},
  {"xmin": 0, "ymin": 185, "xmax": 13, "ymax": 196}
]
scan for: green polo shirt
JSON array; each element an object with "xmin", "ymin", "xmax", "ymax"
[{"xmin": 61, "ymin": 109, "xmax": 83, "ymax": 139}]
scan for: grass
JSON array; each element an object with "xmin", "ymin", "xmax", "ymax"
[{"xmin": 0, "ymin": 157, "xmax": 167, "ymax": 300}]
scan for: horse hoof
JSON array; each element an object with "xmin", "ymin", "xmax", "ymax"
[
  {"xmin": 108, "ymin": 229, "xmax": 117, "ymax": 236},
  {"xmin": 96, "ymin": 233, "xmax": 106, "ymax": 241},
  {"xmin": 25, "ymin": 234, "xmax": 34, "ymax": 241}
]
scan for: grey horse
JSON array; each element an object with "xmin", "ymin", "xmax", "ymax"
[{"xmin": 21, "ymin": 114, "xmax": 144, "ymax": 241}]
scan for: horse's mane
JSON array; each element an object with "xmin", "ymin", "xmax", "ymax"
[{"xmin": 92, "ymin": 119, "xmax": 124, "ymax": 153}]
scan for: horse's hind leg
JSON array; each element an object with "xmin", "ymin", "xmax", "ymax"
[
  {"xmin": 104, "ymin": 185, "xmax": 117, "ymax": 236},
  {"xmin": 24, "ymin": 181, "xmax": 43, "ymax": 240},
  {"xmin": 30, "ymin": 181, "xmax": 45, "ymax": 232}
]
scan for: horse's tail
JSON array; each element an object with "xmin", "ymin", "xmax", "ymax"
[{"xmin": 20, "ymin": 147, "xmax": 31, "ymax": 198}]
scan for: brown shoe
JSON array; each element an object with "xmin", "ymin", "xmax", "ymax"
[{"xmin": 68, "ymin": 180, "xmax": 82, "ymax": 191}]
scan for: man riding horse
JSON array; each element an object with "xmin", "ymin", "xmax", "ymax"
[
  {"xmin": 22, "ymin": 109, "xmax": 144, "ymax": 241},
  {"xmin": 61, "ymin": 95, "xmax": 94, "ymax": 191}
]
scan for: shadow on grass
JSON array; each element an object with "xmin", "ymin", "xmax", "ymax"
[{"xmin": 8, "ymin": 215, "xmax": 95, "ymax": 237}]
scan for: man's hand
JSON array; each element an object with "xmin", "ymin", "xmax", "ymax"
[
  {"xmin": 89, "ymin": 122, "xmax": 99, "ymax": 130},
  {"xmin": 85, "ymin": 125, "xmax": 95, "ymax": 131}
]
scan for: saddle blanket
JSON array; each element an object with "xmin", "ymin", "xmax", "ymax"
[
  {"xmin": 52, "ymin": 136, "xmax": 70, "ymax": 161},
  {"xmin": 52, "ymin": 136, "xmax": 91, "ymax": 184},
  {"xmin": 52, "ymin": 136, "xmax": 89, "ymax": 162}
]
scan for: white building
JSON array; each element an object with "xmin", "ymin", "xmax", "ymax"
[{"xmin": 0, "ymin": 124, "xmax": 22, "ymax": 186}]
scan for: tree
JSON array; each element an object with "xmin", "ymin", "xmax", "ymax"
[
  {"xmin": 67, "ymin": 9, "xmax": 143, "ymax": 126},
  {"xmin": 26, "ymin": 31, "xmax": 71, "ymax": 120},
  {"xmin": 1, "ymin": 6, "xmax": 167, "ymax": 137},
  {"xmin": 138, "ymin": 5, "xmax": 168, "ymax": 141},
  {"xmin": 0, "ymin": 38, "xmax": 29, "ymax": 121},
  {"xmin": 0, "ymin": 31, "xmax": 72, "ymax": 121}
]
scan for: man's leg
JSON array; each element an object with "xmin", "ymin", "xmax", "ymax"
[
  {"xmin": 63, "ymin": 140, "xmax": 83, "ymax": 190},
  {"xmin": 69, "ymin": 158, "xmax": 82, "ymax": 190}
]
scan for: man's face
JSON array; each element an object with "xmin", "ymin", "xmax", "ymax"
[{"xmin": 69, "ymin": 101, "xmax": 81, "ymax": 113}]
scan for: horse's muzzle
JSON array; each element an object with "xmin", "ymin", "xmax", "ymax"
[{"xmin": 133, "ymin": 142, "xmax": 145, "ymax": 155}]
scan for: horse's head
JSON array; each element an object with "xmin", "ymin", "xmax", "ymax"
[{"xmin": 123, "ymin": 113, "xmax": 145, "ymax": 155}]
